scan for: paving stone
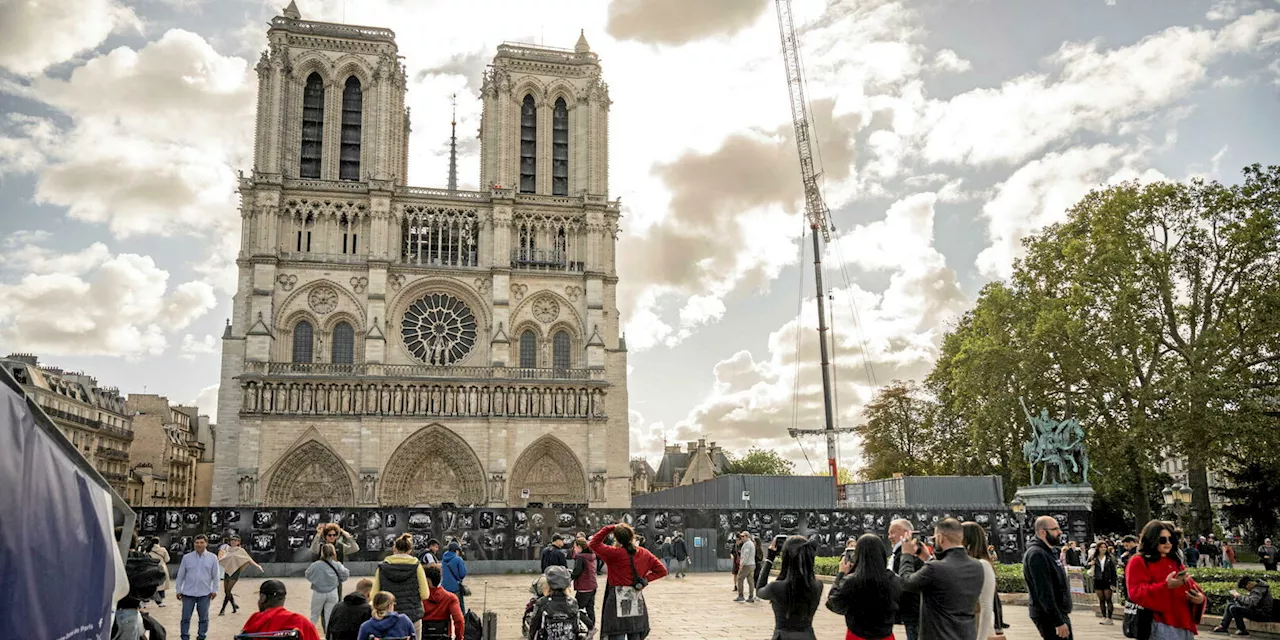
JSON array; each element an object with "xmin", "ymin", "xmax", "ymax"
[{"xmin": 140, "ymin": 573, "xmax": 1134, "ymax": 640}]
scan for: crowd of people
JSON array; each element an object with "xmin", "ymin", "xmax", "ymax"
[{"xmin": 111, "ymin": 517, "xmax": 1277, "ymax": 640}]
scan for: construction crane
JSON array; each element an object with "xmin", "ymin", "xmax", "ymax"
[{"xmin": 775, "ymin": 0, "xmax": 843, "ymax": 490}]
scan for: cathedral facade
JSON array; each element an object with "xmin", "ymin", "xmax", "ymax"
[{"xmin": 211, "ymin": 3, "xmax": 629, "ymax": 508}]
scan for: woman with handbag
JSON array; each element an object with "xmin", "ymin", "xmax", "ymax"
[
  {"xmin": 589, "ymin": 522, "xmax": 668, "ymax": 640},
  {"xmin": 1126, "ymin": 520, "xmax": 1206, "ymax": 640},
  {"xmin": 440, "ymin": 541, "xmax": 470, "ymax": 614},
  {"xmin": 306, "ymin": 542, "xmax": 351, "ymax": 633},
  {"xmin": 145, "ymin": 537, "xmax": 171, "ymax": 608},
  {"xmin": 962, "ymin": 522, "xmax": 998, "ymax": 640},
  {"xmin": 1093, "ymin": 540, "xmax": 1119, "ymax": 625}
]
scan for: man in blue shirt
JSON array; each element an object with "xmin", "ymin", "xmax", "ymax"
[{"xmin": 174, "ymin": 534, "xmax": 220, "ymax": 640}]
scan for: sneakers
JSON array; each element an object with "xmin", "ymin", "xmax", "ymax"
[
  {"xmin": 1235, "ymin": 632, "xmax": 1250, "ymax": 636},
  {"xmin": 734, "ymin": 596, "xmax": 745, "ymax": 602},
  {"xmin": 747, "ymin": 597, "xmax": 756, "ymax": 603},
  {"xmin": 1212, "ymin": 627, "xmax": 1229, "ymax": 634}
]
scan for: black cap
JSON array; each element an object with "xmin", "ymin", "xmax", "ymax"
[{"xmin": 259, "ymin": 579, "xmax": 287, "ymax": 598}]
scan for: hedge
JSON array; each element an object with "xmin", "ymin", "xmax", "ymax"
[{"xmin": 814, "ymin": 559, "xmax": 1280, "ymax": 616}]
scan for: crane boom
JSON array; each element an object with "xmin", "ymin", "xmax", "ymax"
[
  {"xmin": 775, "ymin": 0, "xmax": 830, "ymax": 242},
  {"xmin": 775, "ymin": 0, "xmax": 841, "ymax": 491}
]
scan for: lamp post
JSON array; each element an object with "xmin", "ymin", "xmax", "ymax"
[
  {"xmin": 1010, "ymin": 496, "xmax": 1027, "ymax": 528},
  {"xmin": 1162, "ymin": 483, "xmax": 1193, "ymax": 524}
]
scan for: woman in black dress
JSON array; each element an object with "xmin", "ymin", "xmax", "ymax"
[
  {"xmin": 1092, "ymin": 540, "xmax": 1119, "ymax": 625},
  {"xmin": 755, "ymin": 535, "xmax": 824, "ymax": 640}
]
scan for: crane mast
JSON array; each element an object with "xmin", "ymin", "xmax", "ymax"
[{"xmin": 775, "ymin": 0, "xmax": 841, "ymax": 490}]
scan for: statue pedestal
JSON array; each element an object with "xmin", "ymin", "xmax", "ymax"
[{"xmin": 1015, "ymin": 484, "xmax": 1095, "ymax": 510}]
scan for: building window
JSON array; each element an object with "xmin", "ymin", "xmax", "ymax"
[
  {"xmin": 520, "ymin": 94, "xmax": 536, "ymax": 193},
  {"xmin": 519, "ymin": 330, "xmax": 537, "ymax": 368},
  {"xmin": 552, "ymin": 331, "xmax": 571, "ymax": 369},
  {"xmin": 300, "ymin": 73, "xmax": 324, "ymax": 179},
  {"xmin": 400, "ymin": 207, "xmax": 479, "ymax": 267},
  {"xmin": 340, "ymin": 214, "xmax": 358, "ymax": 255},
  {"xmin": 552, "ymin": 98, "xmax": 568, "ymax": 196},
  {"xmin": 340, "ymin": 76, "xmax": 362, "ymax": 181},
  {"xmin": 332, "ymin": 322, "xmax": 354, "ymax": 364},
  {"xmin": 292, "ymin": 320, "xmax": 314, "ymax": 363}
]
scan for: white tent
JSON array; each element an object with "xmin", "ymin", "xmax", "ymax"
[{"xmin": 0, "ymin": 365, "xmax": 134, "ymax": 638}]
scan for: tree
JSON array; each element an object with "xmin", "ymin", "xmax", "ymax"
[
  {"xmin": 722, "ymin": 448, "xmax": 795, "ymax": 476},
  {"xmin": 1218, "ymin": 460, "xmax": 1280, "ymax": 540},
  {"xmin": 853, "ymin": 380, "xmax": 953, "ymax": 480},
  {"xmin": 817, "ymin": 468, "xmax": 856, "ymax": 484}
]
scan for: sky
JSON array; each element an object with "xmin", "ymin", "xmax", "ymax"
[{"xmin": 1, "ymin": 0, "xmax": 1278, "ymax": 476}]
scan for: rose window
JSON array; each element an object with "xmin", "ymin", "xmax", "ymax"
[{"xmin": 401, "ymin": 293, "xmax": 478, "ymax": 365}]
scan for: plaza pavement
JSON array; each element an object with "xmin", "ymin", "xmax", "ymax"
[{"xmin": 142, "ymin": 573, "xmax": 1141, "ymax": 640}]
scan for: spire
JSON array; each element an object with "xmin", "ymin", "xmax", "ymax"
[
  {"xmin": 282, "ymin": 0, "xmax": 301, "ymax": 19},
  {"xmin": 447, "ymin": 93, "xmax": 458, "ymax": 192},
  {"xmin": 575, "ymin": 29, "xmax": 591, "ymax": 54}
]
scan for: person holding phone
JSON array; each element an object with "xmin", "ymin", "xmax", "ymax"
[
  {"xmin": 1212, "ymin": 576, "xmax": 1272, "ymax": 635},
  {"xmin": 755, "ymin": 535, "xmax": 823, "ymax": 640},
  {"xmin": 827, "ymin": 533, "xmax": 901, "ymax": 640},
  {"xmin": 1126, "ymin": 520, "xmax": 1205, "ymax": 640}
]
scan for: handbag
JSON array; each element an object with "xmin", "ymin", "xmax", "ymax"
[{"xmin": 446, "ymin": 560, "xmax": 472, "ymax": 597}]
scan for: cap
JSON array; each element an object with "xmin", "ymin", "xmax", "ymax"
[
  {"xmin": 228, "ymin": 534, "xmax": 241, "ymax": 541},
  {"xmin": 448, "ymin": 541, "xmax": 461, "ymax": 552},
  {"xmin": 259, "ymin": 579, "xmax": 287, "ymax": 598},
  {"xmin": 544, "ymin": 565, "xmax": 572, "ymax": 590}
]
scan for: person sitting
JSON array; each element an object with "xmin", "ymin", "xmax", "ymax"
[
  {"xmin": 327, "ymin": 578, "xmax": 374, "ymax": 640},
  {"xmin": 357, "ymin": 592, "xmax": 417, "ymax": 640},
  {"xmin": 240, "ymin": 579, "xmax": 321, "ymax": 640},
  {"xmin": 527, "ymin": 565, "xmax": 586, "ymax": 640},
  {"xmin": 421, "ymin": 564, "xmax": 465, "ymax": 639},
  {"xmin": 1213, "ymin": 577, "xmax": 1273, "ymax": 636}
]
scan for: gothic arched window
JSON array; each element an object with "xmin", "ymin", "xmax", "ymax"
[
  {"xmin": 519, "ymin": 330, "xmax": 537, "ymax": 368},
  {"xmin": 300, "ymin": 73, "xmax": 324, "ymax": 179},
  {"xmin": 552, "ymin": 97, "xmax": 568, "ymax": 196},
  {"xmin": 292, "ymin": 320, "xmax": 314, "ymax": 364},
  {"xmin": 332, "ymin": 322, "xmax": 354, "ymax": 364},
  {"xmin": 552, "ymin": 330, "xmax": 571, "ymax": 370},
  {"xmin": 340, "ymin": 76, "xmax": 362, "ymax": 181},
  {"xmin": 520, "ymin": 94, "xmax": 536, "ymax": 193}
]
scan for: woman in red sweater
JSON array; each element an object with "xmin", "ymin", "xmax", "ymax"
[
  {"xmin": 589, "ymin": 523, "xmax": 668, "ymax": 640},
  {"xmin": 1126, "ymin": 520, "xmax": 1206, "ymax": 640}
]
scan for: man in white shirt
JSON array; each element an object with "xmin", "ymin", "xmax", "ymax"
[
  {"xmin": 174, "ymin": 534, "xmax": 220, "ymax": 640},
  {"xmin": 735, "ymin": 531, "xmax": 757, "ymax": 603}
]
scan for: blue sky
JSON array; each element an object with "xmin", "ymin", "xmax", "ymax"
[{"xmin": 1, "ymin": 0, "xmax": 1277, "ymax": 472}]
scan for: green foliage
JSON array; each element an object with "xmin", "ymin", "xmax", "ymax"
[
  {"xmin": 1218, "ymin": 461, "xmax": 1280, "ymax": 537},
  {"xmin": 852, "ymin": 380, "xmax": 954, "ymax": 480},
  {"xmin": 921, "ymin": 165, "xmax": 1280, "ymax": 532},
  {"xmin": 817, "ymin": 468, "xmax": 856, "ymax": 484},
  {"xmin": 722, "ymin": 447, "xmax": 795, "ymax": 476}
]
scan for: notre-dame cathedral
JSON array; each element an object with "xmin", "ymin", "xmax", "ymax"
[{"xmin": 212, "ymin": 1, "xmax": 629, "ymax": 508}]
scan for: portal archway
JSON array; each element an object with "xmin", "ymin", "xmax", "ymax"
[
  {"xmin": 262, "ymin": 439, "xmax": 356, "ymax": 506},
  {"xmin": 508, "ymin": 435, "xmax": 587, "ymax": 505},
  {"xmin": 380, "ymin": 424, "xmax": 487, "ymax": 506}
]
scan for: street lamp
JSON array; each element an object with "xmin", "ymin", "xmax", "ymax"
[
  {"xmin": 1010, "ymin": 496, "xmax": 1027, "ymax": 527},
  {"xmin": 1163, "ymin": 483, "xmax": 1192, "ymax": 523}
]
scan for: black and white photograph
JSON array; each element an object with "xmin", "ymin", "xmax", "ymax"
[
  {"xmin": 408, "ymin": 511, "xmax": 432, "ymax": 530},
  {"xmin": 251, "ymin": 533, "xmax": 276, "ymax": 554},
  {"xmin": 253, "ymin": 511, "xmax": 276, "ymax": 530}
]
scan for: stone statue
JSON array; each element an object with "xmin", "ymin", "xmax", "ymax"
[
  {"xmin": 590, "ymin": 473, "xmax": 606, "ymax": 502},
  {"xmin": 238, "ymin": 475, "xmax": 256, "ymax": 504},
  {"xmin": 1020, "ymin": 397, "xmax": 1090, "ymax": 485},
  {"xmin": 361, "ymin": 474, "xmax": 377, "ymax": 504},
  {"xmin": 490, "ymin": 473, "xmax": 506, "ymax": 501}
]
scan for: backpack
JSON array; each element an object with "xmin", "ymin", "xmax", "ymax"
[
  {"xmin": 124, "ymin": 551, "xmax": 166, "ymax": 601},
  {"xmin": 464, "ymin": 609, "xmax": 483, "ymax": 640},
  {"xmin": 533, "ymin": 597, "xmax": 584, "ymax": 640}
]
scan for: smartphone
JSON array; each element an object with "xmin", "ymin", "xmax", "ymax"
[
  {"xmin": 844, "ymin": 548, "xmax": 857, "ymax": 565},
  {"xmin": 774, "ymin": 534, "xmax": 788, "ymax": 549}
]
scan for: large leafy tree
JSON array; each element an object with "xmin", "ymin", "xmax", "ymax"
[
  {"xmin": 924, "ymin": 165, "xmax": 1280, "ymax": 532},
  {"xmin": 722, "ymin": 447, "xmax": 795, "ymax": 476},
  {"xmin": 852, "ymin": 380, "xmax": 954, "ymax": 480}
]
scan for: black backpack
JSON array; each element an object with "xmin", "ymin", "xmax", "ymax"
[
  {"xmin": 533, "ymin": 597, "xmax": 583, "ymax": 640},
  {"xmin": 125, "ymin": 551, "xmax": 166, "ymax": 601}
]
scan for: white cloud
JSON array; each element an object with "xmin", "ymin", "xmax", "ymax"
[
  {"xmin": 0, "ymin": 244, "xmax": 217, "ymax": 359},
  {"xmin": 193, "ymin": 383, "xmax": 220, "ymax": 424},
  {"xmin": 663, "ymin": 193, "xmax": 966, "ymax": 470},
  {"xmin": 0, "ymin": 0, "xmax": 140, "ymax": 76},
  {"xmin": 932, "ymin": 49, "xmax": 972, "ymax": 73},
  {"xmin": 920, "ymin": 11, "xmax": 1280, "ymax": 166},
  {"xmin": 181, "ymin": 333, "xmax": 218, "ymax": 359},
  {"xmin": 974, "ymin": 144, "xmax": 1168, "ymax": 278}
]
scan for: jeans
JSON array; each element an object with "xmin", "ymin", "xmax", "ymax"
[
  {"xmin": 677, "ymin": 559, "xmax": 687, "ymax": 578},
  {"xmin": 905, "ymin": 623, "xmax": 919, "ymax": 640},
  {"xmin": 310, "ymin": 589, "xmax": 339, "ymax": 631},
  {"xmin": 576, "ymin": 590, "xmax": 597, "ymax": 631},
  {"xmin": 1032, "ymin": 617, "xmax": 1073, "ymax": 640},
  {"xmin": 114, "ymin": 608, "xmax": 143, "ymax": 640},
  {"xmin": 1219, "ymin": 603, "xmax": 1268, "ymax": 633},
  {"xmin": 180, "ymin": 594, "xmax": 211, "ymax": 640},
  {"xmin": 153, "ymin": 589, "xmax": 165, "ymax": 605}
]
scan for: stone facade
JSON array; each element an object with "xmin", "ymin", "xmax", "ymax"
[
  {"xmin": 212, "ymin": 4, "xmax": 629, "ymax": 508},
  {"xmin": 127, "ymin": 394, "xmax": 205, "ymax": 507},
  {"xmin": 1, "ymin": 354, "xmax": 135, "ymax": 497}
]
